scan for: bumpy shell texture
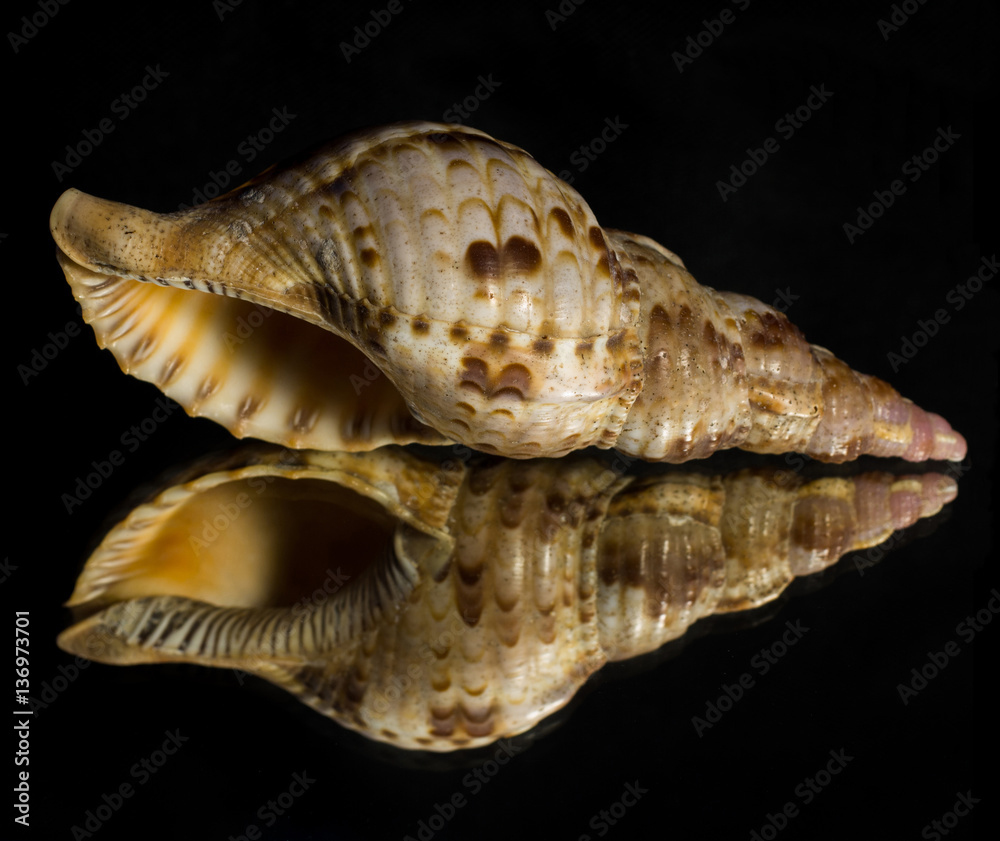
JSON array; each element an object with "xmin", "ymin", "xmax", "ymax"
[
  {"xmin": 50, "ymin": 122, "xmax": 967, "ymax": 463},
  {"xmin": 58, "ymin": 445, "xmax": 958, "ymax": 751}
]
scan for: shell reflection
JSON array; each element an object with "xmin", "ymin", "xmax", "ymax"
[{"xmin": 58, "ymin": 446, "xmax": 957, "ymax": 751}]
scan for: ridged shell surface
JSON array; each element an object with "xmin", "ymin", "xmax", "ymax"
[
  {"xmin": 51, "ymin": 121, "xmax": 965, "ymax": 463},
  {"xmin": 53, "ymin": 122, "xmax": 642, "ymax": 457},
  {"xmin": 58, "ymin": 446, "xmax": 959, "ymax": 751}
]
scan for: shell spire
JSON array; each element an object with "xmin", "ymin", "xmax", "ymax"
[
  {"xmin": 59, "ymin": 445, "xmax": 958, "ymax": 751},
  {"xmin": 51, "ymin": 121, "xmax": 966, "ymax": 463}
]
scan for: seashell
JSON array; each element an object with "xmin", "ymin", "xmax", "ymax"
[
  {"xmin": 50, "ymin": 121, "xmax": 967, "ymax": 463},
  {"xmin": 58, "ymin": 445, "xmax": 958, "ymax": 751}
]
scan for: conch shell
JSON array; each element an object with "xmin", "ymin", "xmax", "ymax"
[
  {"xmin": 50, "ymin": 122, "xmax": 966, "ymax": 463},
  {"xmin": 58, "ymin": 445, "xmax": 958, "ymax": 751}
]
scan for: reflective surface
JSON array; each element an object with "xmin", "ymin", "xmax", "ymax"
[{"xmin": 11, "ymin": 0, "xmax": 989, "ymax": 838}]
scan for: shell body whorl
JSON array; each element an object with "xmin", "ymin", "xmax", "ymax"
[
  {"xmin": 50, "ymin": 121, "xmax": 965, "ymax": 463},
  {"xmin": 58, "ymin": 446, "xmax": 958, "ymax": 751}
]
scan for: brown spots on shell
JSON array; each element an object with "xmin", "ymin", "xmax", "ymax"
[
  {"xmin": 430, "ymin": 707, "xmax": 457, "ymax": 737},
  {"xmin": 378, "ymin": 310, "xmax": 397, "ymax": 327},
  {"xmin": 450, "ymin": 324, "xmax": 470, "ymax": 342},
  {"xmin": 606, "ymin": 330, "xmax": 627, "ymax": 353},
  {"xmin": 532, "ymin": 337, "xmax": 555, "ymax": 355},
  {"xmin": 457, "ymin": 574, "xmax": 483, "ymax": 627},
  {"xmin": 466, "ymin": 241, "xmax": 499, "ymax": 279},
  {"xmin": 550, "ymin": 206, "xmax": 575, "ymax": 237},
  {"xmin": 703, "ymin": 319, "xmax": 719, "ymax": 346},
  {"xmin": 576, "ymin": 340, "xmax": 594, "ymax": 355},
  {"xmin": 791, "ymin": 496, "xmax": 853, "ymax": 557},
  {"xmin": 503, "ymin": 236, "xmax": 542, "ymax": 273},
  {"xmin": 597, "ymin": 254, "xmax": 611, "ymax": 278},
  {"xmin": 324, "ymin": 174, "xmax": 352, "ymax": 198},
  {"xmin": 489, "ymin": 330, "xmax": 510, "ymax": 349},
  {"xmin": 455, "ymin": 401, "xmax": 476, "ymax": 416},
  {"xmin": 360, "ymin": 248, "xmax": 380, "ymax": 268},
  {"xmin": 462, "ymin": 706, "xmax": 495, "ymax": 738},
  {"xmin": 495, "ymin": 588, "xmax": 520, "ymax": 613},
  {"xmin": 536, "ymin": 614, "xmax": 557, "ymax": 645},
  {"xmin": 609, "ymin": 249, "xmax": 625, "ymax": 292},
  {"xmin": 459, "ymin": 357, "xmax": 489, "ymax": 392},
  {"xmin": 745, "ymin": 309, "xmax": 793, "ymax": 349},
  {"xmin": 412, "ymin": 317, "xmax": 430, "ymax": 334},
  {"xmin": 352, "ymin": 224, "xmax": 371, "ymax": 238},
  {"xmin": 459, "ymin": 358, "xmax": 531, "ymax": 400},
  {"xmin": 588, "ymin": 226, "xmax": 606, "ymax": 250},
  {"xmin": 464, "ymin": 237, "xmax": 543, "ymax": 280},
  {"xmin": 546, "ymin": 492, "xmax": 567, "ymax": 513},
  {"xmin": 431, "ymin": 556, "xmax": 453, "ymax": 583},
  {"xmin": 500, "ymin": 493, "xmax": 525, "ymax": 529},
  {"xmin": 458, "ymin": 563, "xmax": 483, "ymax": 587}
]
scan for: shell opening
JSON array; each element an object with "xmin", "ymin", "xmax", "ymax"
[
  {"xmin": 57, "ymin": 247, "xmax": 446, "ymax": 452},
  {"xmin": 69, "ymin": 475, "xmax": 399, "ymax": 617}
]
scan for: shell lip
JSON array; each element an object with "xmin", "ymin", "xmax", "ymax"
[{"xmin": 57, "ymin": 445, "xmax": 462, "ymax": 666}]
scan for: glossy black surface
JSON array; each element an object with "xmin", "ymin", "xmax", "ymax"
[{"xmin": 7, "ymin": 0, "xmax": 993, "ymax": 838}]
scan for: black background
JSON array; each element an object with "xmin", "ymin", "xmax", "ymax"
[{"xmin": 4, "ymin": 0, "xmax": 995, "ymax": 839}]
